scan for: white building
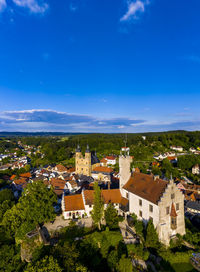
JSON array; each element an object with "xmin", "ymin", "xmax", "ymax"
[
  {"xmin": 192, "ymin": 164, "xmax": 200, "ymax": 175},
  {"xmin": 170, "ymin": 146, "xmax": 183, "ymax": 152}
]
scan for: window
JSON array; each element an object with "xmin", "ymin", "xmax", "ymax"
[
  {"xmin": 126, "ymin": 192, "xmax": 129, "ymax": 199},
  {"xmin": 89, "ymin": 204, "xmax": 92, "ymax": 208},
  {"xmin": 139, "ymin": 199, "xmax": 142, "ymax": 206},
  {"xmin": 139, "ymin": 210, "xmax": 142, "ymax": 217},
  {"xmin": 149, "ymin": 204, "xmax": 153, "ymax": 212},
  {"xmin": 171, "ymin": 217, "xmax": 177, "ymax": 230},
  {"xmin": 176, "ymin": 203, "xmax": 179, "ymax": 211},
  {"xmin": 69, "ymin": 212, "xmax": 71, "ymax": 216},
  {"xmin": 171, "ymin": 193, "xmax": 175, "ymax": 199},
  {"xmin": 166, "ymin": 206, "xmax": 170, "ymax": 215}
]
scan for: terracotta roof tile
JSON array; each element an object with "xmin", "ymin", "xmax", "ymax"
[
  {"xmin": 92, "ymin": 166, "xmax": 113, "ymax": 173},
  {"xmin": 106, "ymin": 156, "xmax": 116, "ymax": 160},
  {"xmin": 64, "ymin": 194, "xmax": 84, "ymax": 211},
  {"xmin": 55, "ymin": 164, "xmax": 68, "ymax": 172},
  {"xmin": 123, "ymin": 172, "xmax": 168, "ymax": 205},
  {"xmin": 84, "ymin": 189, "xmax": 122, "ymax": 205},
  {"xmin": 120, "ymin": 197, "xmax": 129, "ymax": 206},
  {"xmin": 20, "ymin": 172, "xmax": 31, "ymax": 178}
]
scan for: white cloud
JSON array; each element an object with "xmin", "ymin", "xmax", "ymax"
[
  {"xmin": 12, "ymin": 0, "xmax": 48, "ymax": 14},
  {"xmin": 120, "ymin": 0, "xmax": 148, "ymax": 22},
  {"xmin": 0, "ymin": 0, "xmax": 6, "ymax": 12}
]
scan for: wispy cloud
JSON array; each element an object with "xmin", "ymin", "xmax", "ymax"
[
  {"xmin": 0, "ymin": 0, "xmax": 6, "ymax": 12},
  {"xmin": 120, "ymin": 0, "xmax": 149, "ymax": 22},
  {"xmin": 12, "ymin": 0, "xmax": 48, "ymax": 14},
  {"xmin": 0, "ymin": 109, "xmax": 145, "ymax": 132}
]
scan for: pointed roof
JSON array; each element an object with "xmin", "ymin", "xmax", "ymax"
[
  {"xmin": 85, "ymin": 144, "xmax": 90, "ymax": 153},
  {"xmin": 170, "ymin": 203, "xmax": 177, "ymax": 217}
]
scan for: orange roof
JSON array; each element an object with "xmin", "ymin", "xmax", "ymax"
[
  {"xmin": 106, "ymin": 156, "xmax": 115, "ymax": 160},
  {"xmin": 13, "ymin": 178, "xmax": 27, "ymax": 187},
  {"xmin": 64, "ymin": 194, "xmax": 84, "ymax": 211},
  {"xmin": 123, "ymin": 172, "xmax": 168, "ymax": 205},
  {"xmin": 20, "ymin": 172, "xmax": 31, "ymax": 178},
  {"xmin": 84, "ymin": 189, "xmax": 122, "ymax": 205},
  {"xmin": 10, "ymin": 174, "xmax": 16, "ymax": 180},
  {"xmin": 92, "ymin": 166, "xmax": 113, "ymax": 173},
  {"xmin": 67, "ymin": 167, "xmax": 75, "ymax": 173},
  {"xmin": 100, "ymin": 158, "xmax": 107, "ymax": 163},
  {"xmin": 121, "ymin": 197, "xmax": 129, "ymax": 206},
  {"xmin": 170, "ymin": 203, "xmax": 177, "ymax": 217},
  {"xmin": 167, "ymin": 156, "xmax": 177, "ymax": 161},
  {"xmin": 134, "ymin": 167, "xmax": 140, "ymax": 173},
  {"xmin": 102, "ymin": 189, "xmax": 122, "ymax": 204},
  {"xmin": 50, "ymin": 178, "xmax": 66, "ymax": 195},
  {"xmin": 55, "ymin": 164, "xmax": 68, "ymax": 172}
]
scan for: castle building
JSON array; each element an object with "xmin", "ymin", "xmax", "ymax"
[
  {"xmin": 75, "ymin": 145, "xmax": 100, "ymax": 176},
  {"xmin": 119, "ymin": 149, "xmax": 185, "ymax": 246},
  {"xmin": 63, "ymin": 147, "xmax": 185, "ymax": 246}
]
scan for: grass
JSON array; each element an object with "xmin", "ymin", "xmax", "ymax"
[{"xmin": 168, "ymin": 252, "xmax": 196, "ymax": 272}]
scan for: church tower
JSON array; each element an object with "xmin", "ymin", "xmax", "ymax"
[
  {"xmin": 75, "ymin": 144, "xmax": 92, "ymax": 176},
  {"xmin": 119, "ymin": 147, "xmax": 132, "ymax": 191}
]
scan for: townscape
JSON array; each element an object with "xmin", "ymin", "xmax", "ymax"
[{"xmin": 0, "ymin": 132, "xmax": 200, "ymax": 271}]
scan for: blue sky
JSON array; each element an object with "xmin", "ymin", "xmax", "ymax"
[{"xmin": 0, "ymin": 0, "xmax": 200, "ymax": 132}]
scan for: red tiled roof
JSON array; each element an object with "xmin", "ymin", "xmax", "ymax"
[
  {"xmin": 106, "ymin": 156, "xmax": 116, "ymax": 160},
  {"xmin": 20, "ymin": 172, "xmax": 31, "ymax": 178},
  {"xmin": 50, "ymin": 178, "xmax": 66, "ymax": 195},
  {"xmin": 10, "ymin": 174, "xmax": 16, "ymax": 180},
  {"xmin": 64, "ymin": 194, "xmax": 84, "ymax": 211},
  {"xmin": 84, "ymin": 189, "xmax": 122, "ymax": 205},
  {"xmin": 92, "ymin": 166, "xmax": 113, "ymax": 173},
  {"xmin": 123, "ymin": 172, "xmax": 168, "ymax": 205},
  {"xmin": 100, "ymin": 158, "xmax": 107, "ymax": 163}
]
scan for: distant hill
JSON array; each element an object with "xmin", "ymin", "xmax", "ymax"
[{"xmin": 0, "ymin": 130, "xmax": 195, "ymax": 137}]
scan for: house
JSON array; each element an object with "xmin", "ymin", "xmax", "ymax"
[
  {"xmin": 192, "ymin": 164, "xmax": 200, "ymax": 175},
  {"xmin": 66, "ymin": 178, "xmax": 79, "ymax": 193},
  {"xmin": 189, "ymin": 147, "xmax": 196, "ymax": 153},
  {"xmin": 54, "ymin": 164, "xmax": 68, "ymax": 174},
  {"xmin": 62, "ymin": 188, "xmax": 125, "ymax": 220},
  {"xmin": 50, "ymin": 178, "xmax": 67, "ymax": 197},
  {"xmin": 100, "ymin": 158, "xmax": 108, "ymax": 167},
  {"xmin": 91, "ymin": 166, "xmax": 114, "ymax": 183},
  {"xmin": 170, "ymin": 146, "xmax": 183, "ymax": 152},
  {"xmin": 105, "ymin": 156, "xmax": 116, "ymax": 165},
  {"xmin": 186, "ymin": 201, "xmax": 200, "ymax": 215},
  {"xmin": 62, "ymin": 194, "xmax": 85, "ymax": 219}
]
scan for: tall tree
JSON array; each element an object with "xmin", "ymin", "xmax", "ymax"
[
  {"xmin": 104, "ymin": 203, "xmax": 119, "ymax": 229},
  {"xmin": 145, "ymin": 219, "xmax": 160, "ymax": 249},
  {"xmin": 24, "ymin": 256, "xmax": 62, "ymax": 272},
  {"xmin": 91, "ymin": 182, "xmax": 103, "ymax": 230}
]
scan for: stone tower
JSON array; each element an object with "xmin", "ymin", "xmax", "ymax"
[
  {"xmin": 75, "ymin": 144, "xmax": 91, "ymax": 176},
  {"xmin": 119, "ymin": 147, "xmax": 132, "ymax": 191}
]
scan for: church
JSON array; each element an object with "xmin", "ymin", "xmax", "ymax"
[{"xmin": 62, "ymin": 147, "xmax": 185, "ymax": 246}]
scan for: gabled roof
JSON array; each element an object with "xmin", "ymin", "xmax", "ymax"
[
  {"xmin": 123, "ymin": 172, "xmax": 168, "ymax": 205},
  {"xmin": 20, "ymin": 172, "xmax": 31, "ymax": 178},
  {"xmin": 64, "ymin": 194, "xmax": 85, "ymax": 211}
]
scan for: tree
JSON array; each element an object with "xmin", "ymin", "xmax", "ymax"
[
  {"xmin": 104, "ymin": 203, "xmax": 119, "ymax": 229},
  {"xmin": 91, "ymin": 182, "xmax": 103, "ymax": 230},
  {"xmin": 24, "ymin": 256, "xmax": 62, "ymax": 272},
  {"xmin": 3, "ymin": 181, "xmax": 57, "ymax": 239},
  {"xmin": 145, "ymin": 219, "xmax": 160, "ymax": 249},
  {"xmin": 117, "ymin": 255, "xmax": 132, "ymax": 272}
]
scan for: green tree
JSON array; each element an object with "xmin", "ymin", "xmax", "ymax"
[
  {"xmin": 91, "ymin": 182, "xmax": 103, "ymax": 230},
  {"xmin": 145, "ymin": 219, "xmax": 160, "ymax": 249},
  {"xmin": 104, "ymin": 203, "xmax": 119, "ymax": 229},
  {"xmin": 24, "ymin": 256, "xmax": 62, "ymax": 272},
  {"xmin": 117, "ymin": 254, "xmax": 132, "ymax": 272},
  {"xmin": 3, "ymin": 181, "xmax": 57, "ymax": 239}
]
